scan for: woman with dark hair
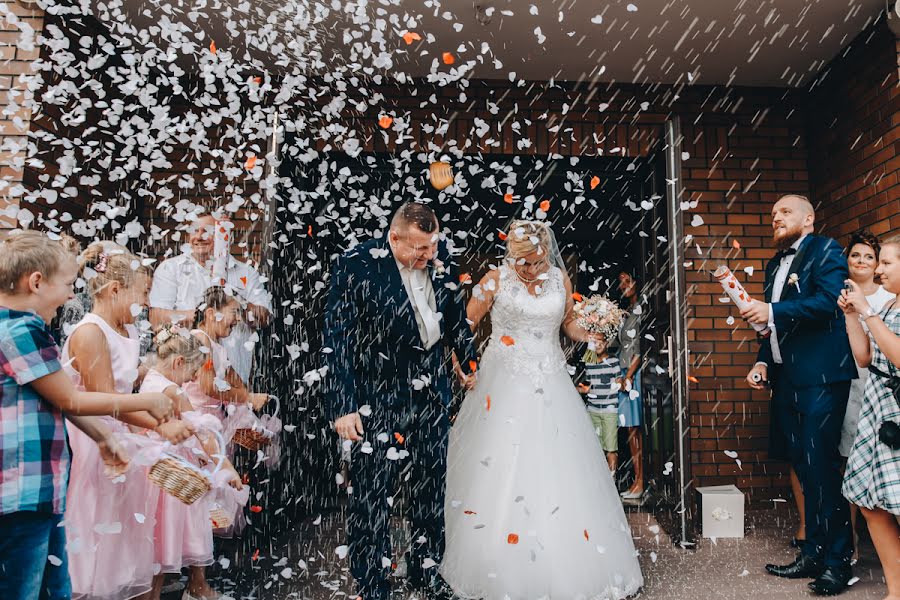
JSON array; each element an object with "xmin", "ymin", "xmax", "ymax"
[{"xmin": 616, "ymin": 268, "xmax": 645, "ymax": 500}]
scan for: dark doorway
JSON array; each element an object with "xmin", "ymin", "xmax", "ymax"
[{"xmin": 262, "ymin": 145, "xmax": 683, "ymax": 536}]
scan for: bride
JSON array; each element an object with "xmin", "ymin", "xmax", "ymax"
[{"xmin": 440, "ymin": 220, "xmax": 644, "ymax": 600}]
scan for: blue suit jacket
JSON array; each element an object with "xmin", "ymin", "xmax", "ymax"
[
  {"xmin": 757, "ymin": 234, "xmax": 857, "ymax": 388},
  {"xmin": 322, "ymin": 238, "xmax": 476, "ymax": 422}
]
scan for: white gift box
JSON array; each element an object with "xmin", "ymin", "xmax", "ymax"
[{"xmin": 696, "ymin": 484, "xmax": 745, "ymax": 538}]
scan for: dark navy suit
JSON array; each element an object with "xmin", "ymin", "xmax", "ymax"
[
  {"xmin": 758, "ymin": 234, "xmax": 857, "ymax": 568},
  {"xmin": 322, "ymin": 238, "xmax": 475, "ymax": 600}
]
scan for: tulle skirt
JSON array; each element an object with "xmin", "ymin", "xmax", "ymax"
[
  {"xmin": 65, "ymin": 419, "xmax": 160, "ymax": 600},
  {"xmin": 441, "ymin": 351, "xmax": 644, "ymax": 600}
]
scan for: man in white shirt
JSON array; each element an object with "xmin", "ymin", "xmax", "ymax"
[{"xmin": 149, "ymin": 213, "xmax": 272, "ymax": 383}]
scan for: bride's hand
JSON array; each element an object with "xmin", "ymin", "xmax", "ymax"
[{"xmin": 455, "ymin": 367, "xmax": 476, "ymax": 390}]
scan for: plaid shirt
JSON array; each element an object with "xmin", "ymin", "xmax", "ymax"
[{"xmin": 0, "ymin": 308, "xmax": 68, "ymax": 515}]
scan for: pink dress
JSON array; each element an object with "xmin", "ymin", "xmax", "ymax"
[
  {"xmin": 140, "ymin": 369, "xmax": 216, "ymax": 572},
  {"xmin": 183, "ymin": 329, "xmax": 259, "ymax": 447},
  {"xmin": 63, "ymin": 314, "xmax": 159, "ymax": 600}
]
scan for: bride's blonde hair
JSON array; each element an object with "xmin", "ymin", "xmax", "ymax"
[{"xmin": 505, "ymin": 220, "xmax": 552, "ymax": 260}]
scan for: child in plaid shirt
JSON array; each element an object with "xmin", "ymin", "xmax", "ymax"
[{"xmin": 0, "ymin": 231, "xmax": 174, "ymax": 600}]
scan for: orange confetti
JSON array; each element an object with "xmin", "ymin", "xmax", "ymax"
[
  {"xmin": 307, "ymin": 225, "xmax": 313, "ymax": 237},
  {"xmin": 590, "ymin": 175, "xmax": 600, "ymax": 190},
  {"xmin": 442, "ymin": 52, "xmax": 455, "ymax": 65},
  {"xmin": 507, "ymin": 533, "xmax": 519, "ymax": 545},
  {"xmin": 503, "ymin": 193, "xmax": 514, "ymax": 204},
  {"xmin": 468, "ymin": 360, "xmax": 478, "ymax": 372},
  {"xmin": 464, "ymin": 510, "xmax": 477, "ymax": 515},
  {"xmin": 378, "ymin": 115, "xmax": 393, "ymax": 129},
  {"xmin": 539, "ymin": 199, "xmax": 551, "ymax": 212},
  {"xmin": 498, "ymin": 230, "xmax": 508, "ymax": 241},
  {"xmin": 209, "ymin": 40, "xmax": 217, "ymax": 55},
  {"xmin": 251, "ymin": 549, "xmax": 260, "ymax": 561},
  {"xmin": 240, "ymin": 276, "xmax": 247, "ymax": 286},
  {"xmin": 572, "ymin": 292, "xmax": 584, "ymax": 302},
  {"xmin": 242, "ymin": 473, "xmax": 249, "ymax": 485},
  {"xmin": 732, "ymin": 239, "xmax": 741, "ymax": 249},
  {"xmin": 245, "ymin": 155, "xmax": 256, "ymax": 170},
  {"xmin": 459, "ymin": 273, "xmax": 472, "ymax": 283},
  {"xmin": 249, "ymin": 505, "xmax": 263, "ymax": 513},
  {"xmin": 253, "ymin": 76, "xmax": 262, "ymax": 84},
  {"xmin": 584, "ymin": 529, "xmax": 590, "ymax": 541},
  {"xmin": 486, "ymin": 395, "xmax": 491, "ymax": 411},
  {"xmin": 402, "ymin": 31, "xmax": 421, "ymax": 45},
  {"xmin": 203, "ymin": 359, "xmax": 214, "ymax": 371},
  {"xmin": 500, "ymin": 335, "xmax": 515, "ymax": 346},
  {"xmin": 394, "ymin": 432, "xmax": 405, "ymax": 445},
  {"xmin": 688, "ymin": 375, "xmax": 699, "ymax": 383},
  {"xmin": 577, "ymin": 383, "xmax": 590, "ymax": 394}
]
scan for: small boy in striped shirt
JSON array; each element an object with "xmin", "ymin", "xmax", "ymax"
[{"xmin": 582, "ymin": 340, "xmax": 621, "ymax": 471}]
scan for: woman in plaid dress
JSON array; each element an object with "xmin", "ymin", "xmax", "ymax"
[{"xmin": 839, "ymin": 239, "xmax": 900, "ymax": 600}]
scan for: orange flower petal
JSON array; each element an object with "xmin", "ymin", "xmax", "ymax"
[
  {"xmin": 503, "ymin": 193, "xmax": 514, "ymax": 204},
  {"xmin": 572, "ymin": 292, "xmax": 583, "ymax": 302},
  {"xmin": 500, "ymin": 335, "xmax": 515, "ymax": 346},
  {"xmin": 486, "ymin": 395, "xmax": 491, "ymax": 411},
  {"xmin": 203, "ymin": 359, "xmax": 214, "ymax": 371},
  {"xmin": 402, "ymin": 31, "xmax": 422, "ymax": 45},
  {"xmin": 688, "ymin": 375, "xmax": 699, "ymax": 383},
  {"xmin": 209, "ymin": 40, "xmax": 217, "ymax": 55},
  {"xmin": 394, "ymin": 432, "xmax": 405, "ymax": 445},
  {"xmin": 240, "ymin": 276, "xmax": 247, "ymax": 286},
  {"xmin": 468, "ymin": 360, "xmax": 478, "ymax": 372},
  {"xmin": 459, "ymin": 273, "xmax": 472, "ymax": 283},
  {"xmin": 378, "ymin": 115, "xmax": 393, "ymax": 129},
  {"xmin": 249, "ymin": 505, "xmax": 263, "ymax": 513},
  {"xmin": 584, "ymin": 529, "xmax": 590, "ymax": 541},
  {"xmin": 507, "ymin": 533, "xmax": 519, "ymax": 544},
  {"xmin": 442, "ymin": 51, "xmax": 455, "ymax": 65},
  {"xmin": 590, "ymin": 175, "xmax": 600, "ymax": 190},
  {"xmin": 251, "ymin": 548, "xmax": 260, "ymax": 561},
  {"xmin": 245, "ymin": 155, "xmax": 256, "ymax": 170},
  {"xmin": 577, "ymin": 383, "xmax": 590, "ymax": 394},
  {"xmin": 498, "ymin": 230, "xmax": 508, "ymax": 241},
  {"xmin": 253, "ymin": 76, "xmax": 262, "ymax": 84},
  {"xmin": 464, "ymin": 510, "xmax": 477, "ymax": 515},
  {"xmin": 732, "ymin": 239, "xmax": 741, "ymax": 249},
  {"xmin": 307, "ymin": 225, "xmax": 313, "ymax": 237},
  {"xmin": 539, "ymin": 199, "xmax": 551, "ymax": 212}
]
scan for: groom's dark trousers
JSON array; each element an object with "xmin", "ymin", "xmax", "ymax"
[
  {"xmin": 322, "ymin": 238, "xmax": 475, "ymax": 600},
  {"xmin": 759, "ymin": 234, "xmax": 856, "ymax": 568}
]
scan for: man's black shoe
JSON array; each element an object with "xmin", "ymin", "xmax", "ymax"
[
  {"xmin": 765, "ymin": 554, "xmax": 825, "ymax": 579},
  {"xmin": 808, "ymin": 566, "xmax": 853, "ymax": 596}
]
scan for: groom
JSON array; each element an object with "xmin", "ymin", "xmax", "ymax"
[
  {"xmin": 743, "ymin": 194, "xmax": 856, "ymax": 595},
  {"xmin": 323, "ymin": 202, "xmax": 476, "ymax": 600}
]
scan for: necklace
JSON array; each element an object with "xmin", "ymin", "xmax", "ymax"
[{"xmin": 514, "ymin": 269, "xmax": 540, "ymax": 284}]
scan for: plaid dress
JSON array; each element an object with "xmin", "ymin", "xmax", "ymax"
[{"xmin": 843, "ymin": 304, "xmax": 900, "ymax": 514}]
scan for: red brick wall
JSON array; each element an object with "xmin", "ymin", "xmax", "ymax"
[{"xmin": 806, "ymin": 20, "xmax": 900, "ymax": 242}]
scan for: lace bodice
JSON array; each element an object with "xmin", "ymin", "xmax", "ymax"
[{"xmin": 482, "ymin": 265, "xmax": 568, "ymax": 378}]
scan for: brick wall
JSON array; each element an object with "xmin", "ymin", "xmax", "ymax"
[
  {"xmin": 0, "ymin": 1, "xmax": 43, "ymax": 232},
  {"xmin": 806, "ymin": 19, "xmax": 900, "ymax": 241}
]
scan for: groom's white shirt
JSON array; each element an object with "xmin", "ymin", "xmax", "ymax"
[{"xmin": 393, "ymin": 257, "xmax": 441, "ymax": 349}]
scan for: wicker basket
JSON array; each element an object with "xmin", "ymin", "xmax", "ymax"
[
  {"xmin": 233, "ymin": 396, "xmax": 279, "ymax": 452},
  {"xmin": 209, "ymin": 504, "xmax": 233, "ymax": 529},
  {"xmin": 148, "ymin": 430, "xmax": 225, "ymax": 505}
]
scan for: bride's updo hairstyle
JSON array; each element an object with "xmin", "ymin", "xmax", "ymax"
[{"xmin": 505, "ymin": 220, "xmax": 552, "ymax": 261}]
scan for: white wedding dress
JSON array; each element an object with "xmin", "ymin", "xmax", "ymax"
[{"xmin": 441, "ymin": 265, "xmax": 644, "ymax": 600}]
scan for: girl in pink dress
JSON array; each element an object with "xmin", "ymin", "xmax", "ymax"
[
  {"xmin": 141, "ymin": 326, "xmax": 244, "ymax": 600},
  {"xmin": 183, "ymin": 286, "xmax": 270, "ymax": 445},
  {"xmin": 63, "ymin": 243, "xmax": 193, "ymax": 600}
]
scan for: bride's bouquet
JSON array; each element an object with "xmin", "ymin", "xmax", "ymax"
[{"xmin": 572, "ymin": 295, "xmax": 627, "ymax": 364}]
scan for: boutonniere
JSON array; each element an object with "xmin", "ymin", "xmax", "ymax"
[
  {"xmin": 432, "ymin": 259, "xmax": 446, "ymax": 278},
  {"xmin": 788, "ymin": 272, "xmax": 801, "ymax": 293}
]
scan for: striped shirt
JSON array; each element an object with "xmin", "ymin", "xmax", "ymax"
[
  {"xmin": 0, "ymin": 309, "xmax": 68, "ymax": 515},
  {"xmin": 584, "ymin": 357, "xmax": 621, "ymax": 414}
]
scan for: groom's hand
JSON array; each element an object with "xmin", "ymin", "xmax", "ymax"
[{"xmin": 334, "ymin": 412, "xmax": 364, "ymax": 441}]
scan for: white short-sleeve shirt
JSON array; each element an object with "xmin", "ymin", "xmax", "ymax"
[{"xmin": 149, "ymin": 252, "xmax": 272, "ymax": 382}]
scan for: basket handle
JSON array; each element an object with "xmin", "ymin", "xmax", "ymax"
[{"xmin": 193, "ymin": 428, "xmax": 228, "ymax": 477}]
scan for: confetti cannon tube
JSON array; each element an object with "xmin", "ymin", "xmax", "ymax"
[
  {"xmin": 713, "ymin": 265, "xmax": 770, "ymax": 337},
  {"xmin": 213, "ymin": 220, "xmax": 234, "ymax": 286}
]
